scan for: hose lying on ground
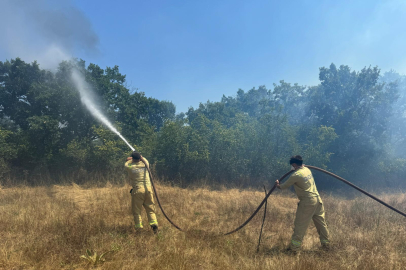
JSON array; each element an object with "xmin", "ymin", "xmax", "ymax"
[{"xmin": 141, "ymin": 160, "xmax": 406, "ymax": 235}]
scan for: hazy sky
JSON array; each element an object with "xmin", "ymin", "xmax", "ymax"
[{"xmin": 1, "ymin": 0, "xmax": 406, "ymax": 113}]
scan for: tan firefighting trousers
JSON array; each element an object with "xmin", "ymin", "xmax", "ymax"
[
  {"xmin": 131, "ymin": 185, "xmax": 158, "ymax": 228},
  {"xmin": 290, "ymin": 196, "xmax": 330, "ymax": 249}
]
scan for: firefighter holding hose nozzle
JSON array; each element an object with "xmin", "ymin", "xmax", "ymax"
[
  {"xmin": 275, "ymin": 155, "xmax": 330, "ymax": 253},
  {"xmin": 125, "ymin": 151, "xmax": 159, "ymax": 234}
]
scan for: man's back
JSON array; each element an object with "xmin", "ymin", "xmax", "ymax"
[
  {"xmin": 125, "ymin": 158, "xmax": 150, "ymax": 187},
  {"xmin": 280, "ymin": 167, "xmax": 320, "ymax": 200}
]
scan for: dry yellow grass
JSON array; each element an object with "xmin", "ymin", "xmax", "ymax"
[{"xmin": 1, "ymin": 182, "xmax": 406, "ymax": 270}]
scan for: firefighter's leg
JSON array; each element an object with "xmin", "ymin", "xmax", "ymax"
[
  {"xmin": 312, "ymin": 198, "xmax": 330, "ymax": 246},
  {"xmin": 290, "ymin": 197, "xmax": 318, "ymax": 250},
  {"xmin": 131, "ymin": 187, "xmax": 145, "ymax": 228},
  {"xmin": 143, "ymin": 187, "xmax": 158, "ymax": 227}
]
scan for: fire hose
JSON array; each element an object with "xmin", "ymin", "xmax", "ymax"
[
  {"xmin": 141, "ymin": 157, "xmax": 183, "ymax": 231},
  {"xmin": 141, "ymin": 159, "xmax": 406, "ymax": 235}
]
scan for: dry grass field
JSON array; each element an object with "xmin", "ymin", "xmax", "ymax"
[{"xmin": 1, "ymin": 181, "xmax": 406, "ymax": 270}]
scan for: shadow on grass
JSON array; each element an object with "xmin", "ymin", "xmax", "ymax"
[
  {"xmin": 261, "ymin": 245, "xmax": 332, "ymax": 258},
  {"xmin": 106, "ymin": 224, "xmax": 156, "ymax": 239},
  {"xmin": 184, "ymin": 229, "xmax": 221, "ymax": 241},
  {"xmin": 260, "ymin": 246, "xmax": 284, "ymax": 256}
]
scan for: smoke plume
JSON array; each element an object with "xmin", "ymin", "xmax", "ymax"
[{"xmin": 0, "ymin": 0, "xmax": 99, "ymax": 68}]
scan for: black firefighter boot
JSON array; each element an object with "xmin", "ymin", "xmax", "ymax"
[{"xmin": 151, "ymin": 225, "xmax": 158, "ymax": 234}]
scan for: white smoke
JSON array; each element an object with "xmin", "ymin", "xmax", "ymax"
[{"xmin": 0, "ymin": 0, "xmax": 99, "ymax": 69}]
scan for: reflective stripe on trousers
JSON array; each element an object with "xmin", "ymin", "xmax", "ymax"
[
  {"xmin": 131, "ymin": 185, "xmax": 158, "ymax": 228},
  {"xmin": 149, "ymin": 220, "xmax": 158, "ymax": 226},
  {"xmin": 291, "ymin": 240, "xmax": 301, "ymax": 247}
]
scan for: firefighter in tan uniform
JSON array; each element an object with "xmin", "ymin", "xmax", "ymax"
[
  {"xmin": 125, "ymin": 151, "xmax": 158, "ymax": 233},
  {"xmin": 275, "ymin": 155, "xmax": 330, "ymax": 251}
]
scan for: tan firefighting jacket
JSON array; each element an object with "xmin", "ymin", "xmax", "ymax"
[
  {"xmin": 125, "ymin": 158, "xmax": 151, "ymax": 188},
  {"xmin": 279, "ymin": 166, "xmax": 320, "ymax": 201}
]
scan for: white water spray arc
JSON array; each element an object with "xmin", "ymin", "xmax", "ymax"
[{"xmin": 71, "ymin": 69, "xmax": 135, "ymax": 152}]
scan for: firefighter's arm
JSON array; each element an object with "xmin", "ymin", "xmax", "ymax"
[
  {"xmin": 278, "ymin": 174, "xmax": 299, "ymax": 190},
  {"xmin": 125, "ymin": 159, "xmax": 132, "ymax": 168}
]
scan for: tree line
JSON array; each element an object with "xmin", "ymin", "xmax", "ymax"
[{"xmin": 1, "ymin": 58, "xmax": 405, "ymax": 189}]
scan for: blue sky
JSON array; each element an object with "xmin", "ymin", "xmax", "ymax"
[{"xmin": 1, "ymin": 0, "xmax": 406, "ymax": 113}]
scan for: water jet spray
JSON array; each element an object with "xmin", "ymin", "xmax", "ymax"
[{"xmin": 71, "ymin": 68, "xmax": 135, "ymax": 152}]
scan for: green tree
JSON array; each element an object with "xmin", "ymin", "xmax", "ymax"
[
  {"xmin": 0, "ymin": 128, "xmax": 18, "ymax": 180},
  {"xmin": 307, "ymin": 64, "xmax": 399, "ymax": 180}
]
